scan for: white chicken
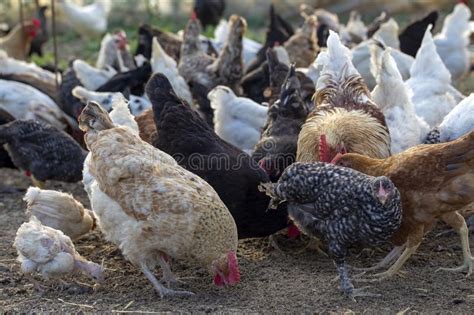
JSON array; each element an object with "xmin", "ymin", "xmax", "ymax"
[
  {"xmin": 24, "ymin": 187, "xmax": 95, "ymax": 240},
  {"xmin": 150, "ymin": 37, "xmax": 193, "ymax": 105},
  {"xmin": 78, "ymin": 101, "xmax": 240, "ymax": 297},
  {"xmin": 371, "ymin": 48, "xmax": 429, "ymax": 153},
  {"xmin": 213, "ymin": 19, "xmax": 262, "ymax": 68},
  {"xmin": 72, "ymin": 59, "xmax": 116, "ymax": 91},
  {"xmin": 434, "ymin": 3, "xmax": 472, "ymax": 81},
  {"xmin": 13, "ymin": 217, "xmax": 103, "ymax": 290},
  {"xmin": 405, "ymin": 26, "xmax": 464, "ymax": 128},
  {"xmin": 425, "ymin": 93, "xmax": 474, "ymax": 144},
  {"xmin": 72, "ymin": 86, "xmax": 151, "ymax": 116},
  {"xmin": 96, "ymin": 31, "xmax": 134, "ymax": 71},
  {"xmin": 352, "ymin": 18, "xmax": 414, "ymax": 89},
  {"xmin": 208, "ymin": 85, "xmax": 268, "ymax": 151},
  {"xmin": 340, "ymin": 11, "xmax": 368, "ymax": 46},
  {"xmin": 0, "ymin": 50, "xmax": 56, "ymax": 84},
  {"xmin": 56, "ymin": 0, "xmax": 111, "ymax": 38},
  {"xmin": 0, "ymin": 79, "xmax": 69, "ymax": 131}
]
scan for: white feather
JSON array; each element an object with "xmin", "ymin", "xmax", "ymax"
[
  {"xmin": 437, "ymin": 93, "xmax": 474, "ymax": 142},
  {"xmin": 208, "ymin": 86, "xmax": 267, "ymax": 151},
  {"xmin": 371, "ymin": 48, "xmax": 430, "ymax": 153},
  {"xmin": 56, "ymin": 0, "xmax": 110, "ymax": 37},
  {"xmin": 73, "ymin": 59, "xmax": 116, "ymax": 90}
]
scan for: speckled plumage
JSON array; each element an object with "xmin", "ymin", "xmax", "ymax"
[
  {"xmin": 261, "ymin": 162, "xmax": 402, "ymax": 296},
  {"xmin": 0, "ymin": 120, "xmax": 87, "ymax": 183}
]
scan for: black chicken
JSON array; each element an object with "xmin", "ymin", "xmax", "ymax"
[
  {"xmin": 245, "ymin": 5, "xmax": 294, "ymax": 74},
  {"xmin": 0, "ymin": 120, "xmax": 87, "ymax": 187},
  {"xmin": 0, "ymin": 109, "xmax": 15, "ymax": 169},
  {"xmin": 399, "ymin": 11, "xmax": 438, "ymax": 57},
  {"xmin": 242, "ymin": 48, "xmax": 289, "ymax": 104},
  {"xmin": 145, "ymin": 73, "xmax": 289, "ymax": 239},
  {"xmin": 135, "ymin": 24, "xmax": 182, "ymax": 62},
  {"xmin": 96, "ymin": 62, "xmax": 152, "ymax": 96},
  {"xmin": 193, "ymin": 0, "xmax": 226, "ymax": 29},
  {"xmin": 59, "ymin": 62, "xmax": 85, "ymax": 119},
  {"xmin": 253, "ymin": 65, "xmax": 308, "ymax": 182},
  {"xmin": 260, "ymin": 162, "xmax": 402, "ymax": 298}
]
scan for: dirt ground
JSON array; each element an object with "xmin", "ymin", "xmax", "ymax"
[{"xmin": 1, "ymin": 169, "xmax": 474, "ymax": 314}]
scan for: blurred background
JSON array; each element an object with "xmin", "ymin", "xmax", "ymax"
[{"xmin": 0, "ymin": 0, "xmax": 472, "ymax": 68}]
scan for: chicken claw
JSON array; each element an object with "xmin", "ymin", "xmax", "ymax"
[
  {"xmin": 141, "ymin": 264, "xmax": 194, "ymax": 298},
  {"xmin": 159, "ymin": 256, "xmax": 185, "ymax": 287},
  {"xmin": 347, "ymin": 286, "xmax": 381, "ymax": 302}
]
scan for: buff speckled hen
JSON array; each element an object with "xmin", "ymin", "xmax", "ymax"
[
  {"xmin": 14, "ymin": 217, "xmax": 103, "ymax": 291},
  {"xmin": 259, "ymin": 162, "xmax": 402, "ymax": 299},
  {"xmin": 333, "ymin": 130, "xmax": 474, "ymax": 281},
  {"xmin": 297, "ymin": 31, "xmax": 390, "ymax": 164},
  {"xmin": 24, "ymin": 187, "xmax": 95, "ymax": 240},
  {"xmin": 78, "ymin": 101, "xmax": 240, "ymax": 297}
]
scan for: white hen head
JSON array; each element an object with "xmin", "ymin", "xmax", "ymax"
[
  {"xmin": 151, "ymin": 37, "xmax": 177, "ymax": 71},
  {"xmin": 208, "ymin": 86, "xmax": 236, "ymax": 109},
  {"xmin": 109, "ymin": 93, "xmax": 139, "ymax": 134},
  {"xmin": 438, "ymin": 3, "xmax": 471, "ymax": 43}
]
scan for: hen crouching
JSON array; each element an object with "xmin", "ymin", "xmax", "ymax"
[
  {"xmin": 260, "ymin": 162, "xmax": 402, "ymax": 299},
  {"xmin": 78, "ymin": 102, "xmax": 240, "ymax": 297}
]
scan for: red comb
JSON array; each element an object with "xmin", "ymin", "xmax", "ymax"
[
  {"xmin": 319, "ymin": 134, "xmax": 330, "ymax": 163},
  {"xmin": 287, "ymin": 223, "xmax": 301, "ymax": 239},
  {"xmin": 191, "ymin": 10, "xmax": 197, "ymax": 20},
  {"xmin": 32, "ymin": 18, "xmax": 41, "ymax": 28}
]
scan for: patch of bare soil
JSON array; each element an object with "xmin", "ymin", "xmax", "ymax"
[{"xmin": 1, "ymin": 168, "xmax": 474, "ymax": 313}]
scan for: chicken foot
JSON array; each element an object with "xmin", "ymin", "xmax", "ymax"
[
  {"xmin": 140, "ymin": 263, "xmax": 194, "ymax": 298},
  {"xmin": 335, "ymin": 260, "xmax": 380, "ymax": 301},
  {"xmin": 437, "ymin": 212, "xmax": 474, "ymax": 277},
  {"xmin": 159, "ymin": 256, "xmax": 185, "ymax": 286},
  {"xmin": 353, "ymin": 245, "xmax": 406, "ymax": 272}
]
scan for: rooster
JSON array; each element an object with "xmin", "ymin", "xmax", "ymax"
[
  {"xmin": 0, "ymin": 19, "xmax": 41, "ymax": 60},
  {"xmin": 56, "ymin": 0, "xmax": 111, "ymax": 38},
  {"xmin": 14, "ymin": 217, "xmax": 103, "ymax": 291},
  {"xmin": 297, "ymin": 31, "xmax": 390, "ymax": 164},
  {"xmin": 79, "ymin": 101, "xmax": 240, "ymax": 297},
  {"xmin": 24, "ymin": 187, "xmax": 95, "ymax": 240},
  {"xmin": 333, "ymin": 130, "xmax": 474, "ymax": 280},
  {"xmin": 96, "ymin": 31, "xmax": 135, "ymax": 72}
]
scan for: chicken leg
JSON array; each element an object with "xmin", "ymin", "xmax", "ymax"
[
  {"xmin": 140, "ymin": 263, "xmax": 194, "ymax": 298},
  {"xmin": 159, "ymin": 255, "xmax": 184, "ymax": 286},
  {"xmin": 353, "ymin": 245, "xmax": 406, "ymax": 272},
  {"xmin": 334, "ymin": 259, "xmax": 380, "ymax": 300},
  {"xmin": 360, "ymin": 225, "xmax": 424, "ymax": 281},
  {"xmin": 437, "ymin": 212, "xmax": 474, "ymax": 276}
]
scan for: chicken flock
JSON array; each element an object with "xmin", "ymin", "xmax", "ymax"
[{"xmin": 2, "ymin": 0, "xmax": 474, "ymax": 301}]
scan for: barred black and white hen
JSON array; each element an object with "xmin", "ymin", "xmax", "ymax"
[{"xmin": 260, "ymin": 162, "xmax": 402, "ymax": 299}]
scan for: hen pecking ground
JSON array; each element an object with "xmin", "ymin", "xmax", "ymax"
[{"xmin": 1, "ymin": 168, "xmax": 474, "ymax": 313}]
